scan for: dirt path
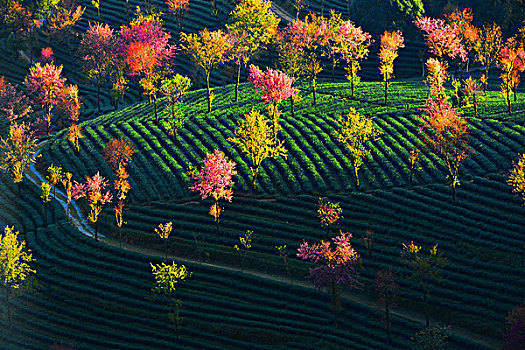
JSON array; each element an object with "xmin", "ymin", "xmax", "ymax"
[{"xmin": 25, "ymin": 142, "xmax": 500, "ymax": 349}]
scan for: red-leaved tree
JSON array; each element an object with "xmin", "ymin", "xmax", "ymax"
[{"xmin": 414, "ymin": 16, "xmax": 467, "ymax": 62}]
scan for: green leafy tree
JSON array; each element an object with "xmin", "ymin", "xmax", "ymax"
[
  {"xmin": 159, "ymin": 74, "xmax": 191, "ymax": 137},
  {"xmin": 228, "ymin": 108, "xmax": 287, "ymax": 190},
  {"xmin": 226, "ymin": 0, "xmax": 279, "ymax": 102},
  {"xmin": 401, "ymin": 241, "xmax": 448, "ymax": 327},
  {"xmin": 0, "ymin": 225, "xmax": 36, "ymax": 332},
  {"xmin": 333, "ymin": 108, "xmax": 382, "ymax": 190}
]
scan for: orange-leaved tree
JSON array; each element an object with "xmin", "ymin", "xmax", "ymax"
[
  {"xmin": 378, "ymin": 30, "xmax": 404, "ymax": 104},
  {"xmin": 498, "ymin": 37, "xmax": 525, "ymax": 115},
  {"xmin": 420, "ymin": 96, "xmax": 470, "ymax": 202}
]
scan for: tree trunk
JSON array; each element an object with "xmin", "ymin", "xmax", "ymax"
[
  {"xmin": 95, "ymin": 220, "xmax": 99, "ymax": 242},
  {"xmin": 350, "ymin": 61, "xmax": 355, "ymax": 98},
  {"xmin": 384, "ymin": 78, "xmax": 388, "ymax": 105},
  {"xmin": 353, "ymin": 163, "xmax": 360, "ymax": 190},
  {"xmin": 206, "ymin": 71, "xmax": 212, "ymax": 113},
  {"xmin": 154, "ymin": 94, "xmax": 158, "ymax": 123},
  {"xmin": 332, "ymin": 57, "xmax": 336, "ymax": 83},
  {"xmin": 424, "ymin": 293, "xmax": 429, "ymax": 327},
  {"xmin": 235, "ymin": 63, "xmax": 241, "ymax": 102},
  {"xmin": 165, "ymin": 238, "xmax": 169, "ymax": 258},
  {"xmin": 312, "ymin": 77, "xmax": 317, "ymax": 105},
  {"xmin": 290, "ymin": 95, "xmax": 294, "ymax": 118},
  {"xmin": 97, "ymin": 79, "xmax": 101, "ymax": 114},
  {"xmin": 252, "ymin": 167, "xmax": 259, "ymax": 191},
  {"xmin": 272, "ymin": 101, "xmax": 279, "ymax": 143}
]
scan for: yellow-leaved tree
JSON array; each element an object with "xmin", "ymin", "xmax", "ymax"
[
  {"xmin": 333, "ymin": 108, "xmax": 382, "ymax": 190},
  {"xmin": 180, "ymin": 29, "xmax": 232, "ymax": 112},
  {"xmin": 228, "ymin": 108, "xmax": 287, "ymax": 191},
  {"xmin": 1, "ymin": 226, "xmax": 36, "ymax": 332}
]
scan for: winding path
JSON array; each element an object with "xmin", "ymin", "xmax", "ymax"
[{"xmin": 25, "ymin": 141, "xmax": 500, "ymax": 350}]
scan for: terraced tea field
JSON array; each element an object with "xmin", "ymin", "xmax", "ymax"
[{"xmin": 0, "ymin": 79, "xmax": 513, "ymax": 348}]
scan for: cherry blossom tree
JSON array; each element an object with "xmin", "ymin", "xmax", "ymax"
[
  {"xmin": 23, "ymin": 62, "xmax": 66, "ymax": 135},
  {"xmin": 0, "ymin": 77, "xmax": 32, "ymax": 122},
  {"xmin": 297, "ymin": 230, "xmax": 360, "ymax": 314},
  {"xmin": 248, "ymin": 65, "xmax": 297, "ymax": 141},
  {"xmin": 375, "ymin": 267, "xmax": 399, "ymax": 347},
  {"xmin": 126, "ymin": 41, "xmax": 163, "ymax": 122},
  {"xmin": 378, "ymin": 30, "xmax": 404, "ymax": 104},
  {"xmin": 180, "ymin": 29, "xmax": 231, "ymax": 113},
  {"xmin": 282, "ymin": 14, "xmax": 330, "ymax": 104},
  {"xmin": 119, "ymin": 10, "xmax": 175, "ymax": 118},
  {"xmin": 445, "ymin": 8, "xmax": 479, "ymax": 76},
  {"xmin": 77, "ymin": 22, "xmax": 117, "ymax": 114},
  {"xmin": 414, "ymin": 16, "xmax": 467, "ymax": 62},
  {"xmin": 425, "ymin": 58, "xmax": 449, "ymax": 97},
  {"xmin": 188, "ymin": 150, "xmax": 237, "ymax": 229},
  {"xmin": 401, "ymin": 241, "xmax": 447, "ymax": 326},
  {"xmin": 68, "ymin": 123, "xmax": 82, "ymax": 152},
  {"xmin": 72, "ymin": 172, "xmax": 113, "ymax": 241},
  {"xmin": 332, "ymin": 20, "xmax": 373, "ymax": 98}
]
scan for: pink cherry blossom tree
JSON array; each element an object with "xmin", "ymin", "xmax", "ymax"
[
  {"xmin": 248, "ymin": 64, "xmax": 297, "ymax": 141},
  {"xmin": 77, "ymin": 22, "xmax": 117, "ymax": 114},
  {"xmin": 282, "ymin": 14, "xmax": 331, "ymax": 104},
  {"xmin": 332, "ymin": 20, "xmax": 373, "ymax": 98},
  {"xmin": 297, "ymin": 230, "xmax": 360, "ymax": 313},
  {"xmin": 414, "ymin": 17, "xmax": 467, "ymax": 62},
  {"xmin": 72, "ymin": 172, "xmax": 113, "ymax": 241},
  {"xmin": 188, "ymin": 149, "xmax": 237, "ymax": 230},
  {"xmin": 0, "ymin": 77, "xmax": 32, "ymax": 122},
  {"xmin": 23, "ymin": 62, "xmax": 66, "ymax": 135}
]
